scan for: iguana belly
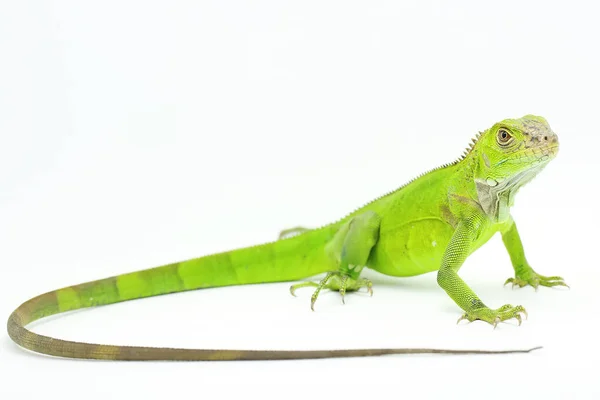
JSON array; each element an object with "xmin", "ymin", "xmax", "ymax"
[{"xmin": 367, "ymin": 217, "xmax": 454, "ymax": 277}]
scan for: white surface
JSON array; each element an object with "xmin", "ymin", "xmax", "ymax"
[{"xmin": 1, "ymin": 1, "xmax": 599, "ymax": 399}]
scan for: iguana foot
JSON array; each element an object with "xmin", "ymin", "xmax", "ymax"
[
  {"xmin": 505, "ymin": 271, "xmax": 568, "ymax": 290},
  {"xmin": 290, "ymin": 211, "xmax": 379, "ymax": 310},
  {"xmin": 457, "ymin": 304, "xmax": 527, "ymax": 328},
  {"xmin": 290, "ymin": 271, "xmax": 373, "ymax": 311}
]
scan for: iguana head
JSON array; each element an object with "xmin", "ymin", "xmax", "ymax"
[
  {"xmin": 466, "ymin": 115, "xmax": 559, "ymax": 219},
  {"xmin": 472, "ymin": 114, "xmax": 559, "ymax": 188}
]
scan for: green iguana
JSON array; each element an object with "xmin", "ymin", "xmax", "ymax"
[{"xmin": 7, "ymin": 115, "xmax": 565, "ymax": 361}]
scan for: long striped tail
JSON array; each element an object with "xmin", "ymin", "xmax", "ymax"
[
  {"xmin": 6, "ymin": 292, "xmax": 542, "ymax": 360},
  {"xmin": 7, "ymin": 238, "xmax": 542, "ymax": 360}
]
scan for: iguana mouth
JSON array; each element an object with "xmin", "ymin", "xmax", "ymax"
[
  {"xmin": 545, "ymin": 144, "xmax": 559, "ymax": 157},
  {"xmin": 510, "ymin": 144, "xmax": 559, "ymax": 165}
]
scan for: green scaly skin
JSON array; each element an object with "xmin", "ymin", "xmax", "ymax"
[{"xmin": 7, "ymin": 115, "xmax": 563, "ymax": 360}]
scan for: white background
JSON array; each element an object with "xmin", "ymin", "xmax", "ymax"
[{"xmin": 1, "ymin": 1, "xmax": 599, "ymax": 399}]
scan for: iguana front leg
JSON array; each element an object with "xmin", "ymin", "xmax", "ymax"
[
  {"xmin": 502, "ymin": 219, "xmax": 568, "ymax": 289},
  {"xmin": 290, "ymin": 211, "xmax": 380, "ymax": 310},
  {"xmin": 437, "ymin": 215, "xmax": 526, "ymax": 327}
]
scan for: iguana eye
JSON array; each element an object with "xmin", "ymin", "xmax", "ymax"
[{"xmin": 497, "ymin": 129, "xmax": 512, "ymax": 145}]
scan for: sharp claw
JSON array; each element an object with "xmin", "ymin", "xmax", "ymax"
[
  {"xmin": 514, "ymin": 314, "xmax": 522, "ymax": 326},
  {"xmin": 519, "ymin": 309, "xmax": 528, "ymax": 320},
  {"xmin": 457, "ymin": 314, "xmax": 466, "ymax": 324},
  {"xmin": 290, "ymin": 287, "xmax": 297, "ymax": 297},
  {"xmin": 493, "ymin": 316, "xmax": 501, "ymax": 329}
]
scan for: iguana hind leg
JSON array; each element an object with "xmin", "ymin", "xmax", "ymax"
[{"xmin": 290, "ymin": 211, "xmax": 380, "ymax": 310}]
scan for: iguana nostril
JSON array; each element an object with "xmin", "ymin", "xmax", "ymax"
[{"xmin": 544, "ymin": 136, "xmax": 548, "ymax": 141}]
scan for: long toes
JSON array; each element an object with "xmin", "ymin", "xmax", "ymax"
[
  {"xmin": 497, "ymin": 304, "xmax": 514, "ymax": 312},
  {"xmin": 494, "ymin": 305, "xmax": 527, "ymax": 327},
  {"xmin": 310, "ymin": 291, "xmax": 322, "ymax": 312},
  {"xmin": 540, "ymin": 275, "xmax": 563, "ymax": 281},
  {"xmin": 339, "ymin": 276, "xmax": 348, "ymax": 304},
  {"xmin": 540, "ymin": 280, "xmax": 569, "ymax": 288},
  {"xmin": 498, "ymin": 311, "xmax": 522, "ymax": 326},
  {"xmin": 289, "ymin": 282, "xmax": 319, "ymax": 296}
]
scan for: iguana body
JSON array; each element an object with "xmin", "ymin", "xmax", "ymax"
[{"xmin": 7, "ymin": 115, "xmax": 564, "ymax": 360}]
